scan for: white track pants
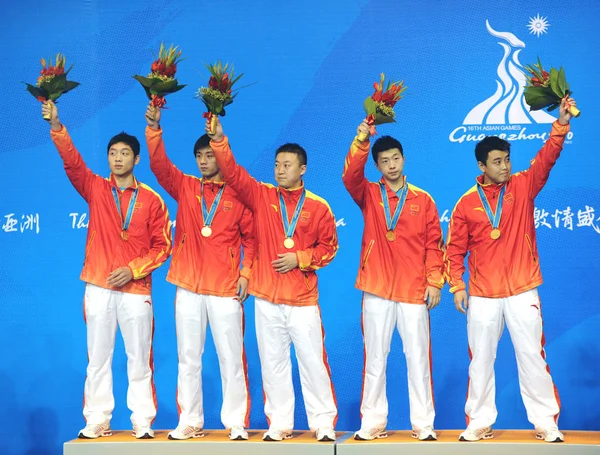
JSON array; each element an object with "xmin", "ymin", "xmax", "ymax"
[
  {"xmin": 83, "ymin": 283, "xmax": 156, "ymax": 427},
  {"xmin": 175, "ymin": 287, "xmax": 250, "ymax": 429},
  {"xmin": 255, "ymin": 298, "xmax": 337, "ymax": 432},
  {"xmin": 466, "ymin": 288, "xmax": 560, "ymax": 429},
  {"xmin": 359, "ymin": 292, "xmax": 435, "ymax": 431}
]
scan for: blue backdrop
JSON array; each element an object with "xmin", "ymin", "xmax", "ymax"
[{"xmin": 1, "ymin": 1, "xmax": 599, "ymax": 454}]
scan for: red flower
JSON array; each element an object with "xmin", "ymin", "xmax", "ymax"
[
  {"xmin": 219, "ymin": 73, "xmax": 230, "ymax": 92},
  {"xmin": 209, "ymin": 76, "xmax": 219, "ymax": 89},
  {"xmin": 164, "ymin": 64, "xmax": 177, "ymax": 77}
]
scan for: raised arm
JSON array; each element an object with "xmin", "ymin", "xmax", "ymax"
[
  {"xmin": 145, "ymin": 103, "xmax": 186, "ymax": 200},
  {"xmin": 44, "ymin": 101, "xmax": 100, "ymax": 202},
  {"xmin": 526, "ymin": 97, "xmax": 576, "ymax": 197},
  {"xmin": 342, "ymin": 120, "xmax": 371, "ymax": 208},
  {"xmin": 206, "ymin": 117, "xmax": 261, "ymax": 210}
]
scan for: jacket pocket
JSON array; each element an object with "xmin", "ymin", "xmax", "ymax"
[
  {"xmin": 172, "ymin": 233, "xmax": 187, "ymax": 264},
  {"xmin": 525, "ymin": 234, "xmax": 538, "ymax": 264},
  {"xmin": 472, "ymin": 249, "xmax": 477, "ymax": 282},
  {"xmin": 229, "ymin": 247, "xmax": 236, "ymax": 278},
  {"xmin": 361, "ymin": 240, "xmax": 375, "ymax": 270},
  {"xmin": 303, "ymin": 271, "xmax": 312, "ymax": 290},
  {"xmin": 84, "ymin": 230, "xmax": 96, "ymax": 264}
]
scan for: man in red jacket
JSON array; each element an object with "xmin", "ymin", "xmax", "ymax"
[
  {"xmin": 42, "ymin": 101, "xmax": 172, "ymax": 440},
  {"xmin": 207, "ymin": 117, "xmax": 338, "ymax": 442},
  {"xmin": 342, "ymin": 121, "xmax": 444, "ymax": 441},
  {"xmin": 145, "ymin": 104, "xmax": 254, "ymax": 441},
  {"xmin": 445, "ymin": 97, "xmax": 577, "ymax": 443}
]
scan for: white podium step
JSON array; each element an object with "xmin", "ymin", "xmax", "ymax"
[
  {"xmin": 336, "ymin": 430, "xmax": 600, "ymax": 455},
  {"xmin": 64, "ymin": 429, "xmax": 335, "ymax": 455}
]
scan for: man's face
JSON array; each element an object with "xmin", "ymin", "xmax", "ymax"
[
  {"xmin": 195, "ymin": 146, "xmax": 220, "ymax": 179},
  {"xmin": 479, "ymin": 150, "xmax": 511, "ymax": 184},
  {"xmin": 376, "ymin": 148, "xmax": 404, "ymax": 183},
  {"xmin": 108, "ymin": 142, "xmax": 139, "ymax": 177},
  {"xmin": 275, "ymin": 152, "xmax": 306, "ymax": 189}
]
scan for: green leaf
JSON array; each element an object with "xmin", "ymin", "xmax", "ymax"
[
  {"xmin": 151, "ymin": 79, "xmax": 179, "ymax": 93},
  {"xmin": 23, "ymin": 83, "xmax": 47, "ymax": 100},
  {"xmin": 63, "ymin": 81, "xmax": 81, "ymax": 93},
  {"xmin": 363, "ymin": 96, "xmax": 377, "ymax": 116},
  {"xmin": 557, "ymin": 67, "xmax": 567, "ymax": 99},
  {"xmin": 546, "ymin": 102, "xmax": 560, "ymax": 112},
  {"xmin": 231, "ymin": 73, "xmax": 244, "ymax": 86},
  {"xmin": 524, "ymin": 86, "xmax": 559, "ymax": 110},
  {"xmin": 374, "ymin": 112, "xmax": 396, "ymax": 125},
  {"xmin": 133, "ymin": 75, "xmax": 158, "ymax": 88},
  {"xmin": 549, "ymin": 68, "xmax": 562, "ymax": 98}
]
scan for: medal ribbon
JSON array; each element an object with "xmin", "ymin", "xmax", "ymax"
[
  {"xmin": 201, "ymin": 181, "xmax": 226, "ymax": 227},
  {"xmin": 380, "ymin": 182, "xmax": 409, "ymax": 232},
  {"xmin": 112, "ymin": 187, "xmax": 139, "ymax": 232},
  {"xmin": 279, "ymin": 189, "xmax": 306, "ymax": 239},
  {"xmin": 476, "ymin": 184, "xmax": 505, "ymax": 230}
]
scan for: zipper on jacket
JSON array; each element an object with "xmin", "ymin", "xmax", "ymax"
[
  {"xmin": 303, "ymin": 272, "xmax": 311, "ymax": 289},
  {"xmin": 362, "ymin": 240, "xmax": 375, "ymax": 270},
  {"xmin": 229, "ymin": 247, "xmax": 236, "ymax": 278},
  {"xmin": 525, "ymin": 234, "xmax": 538, "ymax": 264},
  {"xmin": 173, "ymin": 233, "xmax": 187, "ymax": 264},
  {"xmin": 84, "ymin": 230, "xmax": 96, "ymax": 264}
]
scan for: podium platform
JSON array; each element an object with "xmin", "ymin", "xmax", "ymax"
[
  {"xmin": 337, "ymin": 430, "xmax": 600, "ymax": 455},
  {"xmin": 63, "ymin": 429, "xmax": 600, "ymax": 455},
  {"xmin": 63, "ymin": 430, "xmax": 335, "ymax": 455}
]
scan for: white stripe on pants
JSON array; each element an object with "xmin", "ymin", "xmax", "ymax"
[
  {"xmin": 359, "ymin": 292, "xmax": 435, "ymax": 431},
  {"xmin": 83, "ymin": 283, "xmax": 155, "ymax": 426},
  {"xmin": 175, "ymin": 287, "xmax": 249, "ymax": 429},
  {"xmin": 255, "ymin": 298, "xmax": 337, "ymax": 432},
  {"xmin": 466, "ymin": 288, "xmax": 560, "ymax": 429}
]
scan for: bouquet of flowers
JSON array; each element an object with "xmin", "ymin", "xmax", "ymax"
[
  {"xmin": 133, "ymin": 43, "xmax": 186, "ymax": 112},
  {"xmin": 523, "ymin": 57, "xmax": 580, "ymax": 117},
  {"xmin": 196, "ymin": 61, "xmax": 244, "ymax": 134},
  {"xmin": 24, "ymin": 53, "xmax": 80, "ymax": 120},
  {"xmin": 358, "ymin": 73, "xmax": 407, "ymax": 141}
]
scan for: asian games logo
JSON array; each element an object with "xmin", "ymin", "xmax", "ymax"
[{"xmin": 449, "ymin": 19, "xmax": 574, "ymax": 144}]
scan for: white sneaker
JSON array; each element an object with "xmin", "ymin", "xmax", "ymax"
[
  {"xmin": 132, "ymin": 425, "xmax": 154, "ymax": 439},
  {"xmin": 354, "ymin": 427, "xmax": 388, "ymax": 440},
  {"xmin": 536, "ymin": 427, "xmax": 564, "ymax": 443},
  {"xmin": 168, "ymin": 424, "xmax": 204, "ymax": 440},
  {"xmin": 78, "ymin": 423, "xmax": 112, "ymax": 439},
  {"xmin": 229, "ymin": 426, "xmax": 249, "ymax": 440},
  {"xmin": 262, "ymin": 428, "xmax": 293, "ymax": 441},
  {"xmin": 412, "ymin": 426, "xmax": 437, "ymax": 441},
  {"xmin": 315, "ymin": 427, "xmax": 336, "ymax": 441},
  {"xmin": 459, "ymin": 426, "xmax": 493, "ymax": 441}
]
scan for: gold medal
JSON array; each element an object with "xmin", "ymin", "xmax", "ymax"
[
  {"xmin": 490, "ymin": 228, "xmax": 501, "ymax": 240},
  {"xmin": 121, "ymin": 230, "xmax": 129, "ymax": 241},
  {"xmin": 386, "ymin": 230, "xmax": 396, "ymax": 241},
  {"xmin": 201, "ymin": 226, "xmax": 213, "ymax": 237},
  {"xmin": 284, "ymin": 238, "xmax": 295, "ymax": 249}
]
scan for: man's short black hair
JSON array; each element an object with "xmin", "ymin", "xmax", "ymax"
[
  {"xmin": 275, "ymin": 143, "xmax": 307, "ymax": 166},
  {"xmin": 475, "ymin": 136, "xmax": 511, "ymax": 165},
  {"xmin": 372, "ymin": 135, "xmax": 403, "ymax": 163},
  {"xmin": 193, "ymin": 134, "xmax": 211, "ymax": 156},
  {"xmin": 107, "ymin": 132, "xmax": 140, "ymax": 157}
]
